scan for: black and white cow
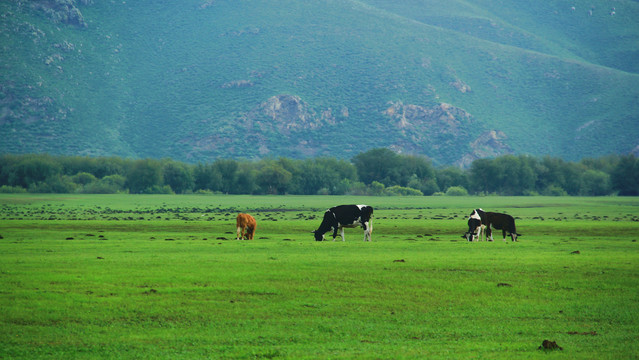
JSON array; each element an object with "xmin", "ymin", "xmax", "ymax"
[
  {"xmin": 468, "ymin": 209, "xmax": 520, "ymax": 242},
  {"xmin": 463, "ymin": 209, "xmax": 485, "ymax": 242},
  {"xmin": 312, "ymin": 205, "xmax": 373, "ymax": 241}
]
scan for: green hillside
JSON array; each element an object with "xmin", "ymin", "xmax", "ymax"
[{"xmin": 1, "ymin": 0, "xmax": 638, "ymax": 165}]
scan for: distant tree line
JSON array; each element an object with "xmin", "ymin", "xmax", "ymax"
[{"xmin": 0, "ymin": 149, "xmax": 638, "ymax": 196}]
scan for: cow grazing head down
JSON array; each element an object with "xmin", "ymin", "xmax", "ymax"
[
  {"xmin": 463, "ymin": 218, "xmax": 482, "ymax": 242},
  {"xmin": 463, "ymin": 209, "xmax": 521, "ymax": 242},
  {"xmin": 462, "ymin": 209, "xmax": 485, "ymax": 241},
  {"xmin": 236, "ymin": 213, "xmax": 257, "ymax": 240},
  {"xmin": 312, "ymin": 205, "xmax": 373, "ymax": 241}
]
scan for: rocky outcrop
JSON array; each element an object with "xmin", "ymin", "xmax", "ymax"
[
  {"xmin": 384, "ymin": 101, "xmax": 475, "ymax": 159},
  {"xmin": 31, "ymin": 0, "xmax": 88, "ymax": 28},
  {"xmin": 384, "ymin": 101, "xmax": 512, "ymax": 166},
  {"xmin": 384, "ymin": 101, "xmax": 473, "ymax": 135},
  {"xmin": 0, "ymin": 83, "xmax": 65, "ymax": 125},
  {"xmin": 221, "ymin": 80, "xmax": 254, "ymax": 89},
  {"xmin": 252, "ymin": 95, "xmax": 335, "ymax": 133},
  {"xmin": 456, "ymin": 130, "xmax": 513, "ymax": 168}
]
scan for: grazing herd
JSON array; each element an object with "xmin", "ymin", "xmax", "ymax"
[{"xmin": 236, "ymin": 204, "xmax": 520, "ymax": 242}]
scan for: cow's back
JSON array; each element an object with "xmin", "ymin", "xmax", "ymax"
[
  {"xmin": 486, "ymin": 212, "xmax": 515, "ymax": 230},
  {"xmin": 330, "ymin": 205, "xmax": 369, "ymax": 225},
  {"xmin": 237, "ymin": 213, "xmax": 256, "ymax": 227}
]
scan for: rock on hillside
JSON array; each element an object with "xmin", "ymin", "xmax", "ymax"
[
  {"xmin": 253, "ymin": 95, "xmax": 335, "ymax": 134},
  {"xmin": 31, "ymin": 0, "xmax": 88, "ymax": 28},
  {"xmin": 383, "ymin": 101, "xmax": 511, "ymax": 165},
  {"xmin": 457, "ymin": 130, "xmax": 513, "ymax": 168}
]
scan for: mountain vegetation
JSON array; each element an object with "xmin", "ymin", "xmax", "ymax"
[
  {"xmin": 2, "ymin": 151, "xmax": 638, "ymax": 196},
  {"xmin": 1, "ymin": 0, "xmax": 638, "ymax": 165}
]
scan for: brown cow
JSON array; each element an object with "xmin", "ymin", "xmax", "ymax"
[{"xmin": 236, "ymin": 213, "xmax": 257, "ymax": 240}]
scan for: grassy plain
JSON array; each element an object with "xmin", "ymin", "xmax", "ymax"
[{"xmin": 1, "ymin": 194, "xmax": 638, "ymax": 359}]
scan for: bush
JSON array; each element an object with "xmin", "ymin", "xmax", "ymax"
[
  {"xmin": 0, "ymin": 185, "xmax": 27, "ymax": 193},
  {"xmin": 542, "ymin": 185, "xmax": 568, "ymax": 196},
  {"xmin": 72, "ymin": 172, "xmax": 97, "ymax": 185},
  {"xmin": 445, "ymin": 186, "xmax": 469, "ymax": 196},
  {"xmin": 386, "ymin": 185, "xmax": 423, "ymax": 196},
  {"xmin": 141, "ymin": 185, "xmax": 174, "ymax": 194},
  {"xmin": 195, "ymin": 189, "xmax": 214, "ymax": 195},
  {"xmin": 346, "ymin": 181, "xmax": 369, "ymax": 195},
  {"xmin": 368, "ymin": 181, "xmax": 386, "ymax": 196},
  {"xmin": 28, "ymin": 175, "xmax": 76, "ymax": 193}
]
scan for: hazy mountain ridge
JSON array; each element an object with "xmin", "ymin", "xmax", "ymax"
[{"xmin": 1, "ymin": 0, "xmax": 638, "ymax": 165}]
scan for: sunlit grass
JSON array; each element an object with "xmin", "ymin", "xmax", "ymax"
[{"xmin": 1, "ymin": 194, "xmax": 638, "ymax": 358}]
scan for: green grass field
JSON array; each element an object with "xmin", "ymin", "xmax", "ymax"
[{"xmin": 1, "ymin": 194, "xmax": 638, "ymax": 359}]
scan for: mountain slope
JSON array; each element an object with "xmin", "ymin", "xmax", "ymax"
[{"xmin": 1, "ymin": 0, "xmax": 638, "ymax": 165}]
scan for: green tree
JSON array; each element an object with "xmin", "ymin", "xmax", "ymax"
[
  {"xmin": 611, "ymin": 155, "xmax": 639, "ymax": 195},
  {"xmin": 580, "ymin": 169, "xmax": 611, "ymax": 196},
  {"xmin": 126, "ymin": 159, "xmax": 162, "ymax": 194},
  {"xmin": 352, "ymin": 148, "xmax": 399, "ymax": 185},
  {"xmin": 72, "ymin": 172, "xmax": 97, "ymax": 186},
  {"xmin": 30, "ymin": 175, "xmax": 76, "ymax": 193},
  {"xmin": 214, "ymin": 159, "xmax": 239, "ymax": 194},
  {"xmin": 436, "ymin": 166, "xmax": 469, "ymax": 192},
  {"xmin": 294, "ymin": 160, "xmax": 326, "ymax": 195},
  {"xmin": 81, "ymin": 174, "xmax": 126, "ymax": 193},
  {"xmin": 8, "ymin": 155, "xmax": 62, "ymax": 189},
  {"xmin": 493, "ymin": 155, "xmax": 537, "ymax": 195},
  {"xmin": 234, "ymin": 162, "xmax": 259, "ymax": 194},
  {"xmin": 352, "ymin": 148, "xmax": 435, "ymax": 189},
  {"xmin": 163, "ymin": 162, "xmax": 193, "ymax": 194},
  {"xmin": 93, "ymin": 157, "xmax": 126, "ymax": 178},
  {"xmin": 469, "ymin": 158, "xmax": 499, "ymax": 194},
  {"xmin": 258, "ymin": 163, "xmax": 292, "ymax": 194},
  {"xmin": 193, "ymin": 163, "xmax": 222, "ymax": 192},
  {"xmin": 292, "ymin": 158, "xmax": 357, "ymax": 195}
]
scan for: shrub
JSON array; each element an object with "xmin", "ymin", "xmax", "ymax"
[
  {"xmin": 386, "ymin": 185, "xmax": 423, "ymax": 196},
  {"xmin": 368, "ymin": 181, "xmax": 386, "ymax": 196},
  {"xmin": 0, "ymin": 185, "xmax": 27, "ymax": 193},
  {"xmin": 141, "ymin": 185, "xmax": 174, "ymax": 194},
  {"xmin": 542, "ymin": 185, "xmax": 568, "ymax": 196},
  {"xmin": 445, "ymin": 186, "xmax": 469, "ymax": 196},
  {"xmin": 72, "ymin": 172, "xmax": 97, "ymax": 185}
]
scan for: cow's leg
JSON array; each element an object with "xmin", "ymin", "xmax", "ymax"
[
  {"xmin": 364, "ymin": 221, "xmax": 372, "ymax": 241},
  {"xmin": 332, "ymin": 226, "xmax": 339, "ymax": 241},
  {"xmin": 339, "ymin": 227, "xmax": 346, "ymax": 241},
  {"xmin": 502, "ymin": 229, "xmax": 507, "ymax": 242},
  {"xmin": 487, "ymin": 226, "xmax": 494, "ymax": 241},
  {"xmin": 236, "ymin": 226, "xmax": 242, "ymax": 240}
]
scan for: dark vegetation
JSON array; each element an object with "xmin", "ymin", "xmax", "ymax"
[{"xmin": 1, "ymin": 150, "xmax": 637, "ymax": 196}]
